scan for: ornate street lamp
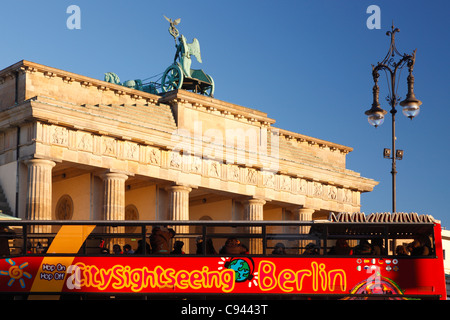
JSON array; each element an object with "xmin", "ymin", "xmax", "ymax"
[{"xmin": 364, "ymin": 24, "xmax": 422, "ymax": 213}]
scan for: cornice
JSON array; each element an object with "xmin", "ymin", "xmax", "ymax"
[
  {"xmin": 273, "ymin": 127, "xmax": 353, "ymax": 154},
  {"xmin": 0, "ymin": 60, "xmax": 161, "ymax": 104},
  {"xmin": 159, "ymin": 89, "xmax": 276, "ymax": 127}
]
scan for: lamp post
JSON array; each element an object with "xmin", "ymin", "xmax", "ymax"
[{"xmin": 364, "ymin": 24, "xmax": 422, "ymax": 213}]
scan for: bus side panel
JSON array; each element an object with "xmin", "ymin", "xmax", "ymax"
[{"xmin": 0, "ymin": 255, "xmax": 445, "ymax": 299}]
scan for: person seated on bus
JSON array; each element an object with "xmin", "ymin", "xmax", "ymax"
[
  {"xmin": 371, "ymin": 238, "xmax": 385, "ymax": 255},
  {"xmin": 123, "ymin": 244, "xmax": 135, "ymax": 254},
  {"xmin": 36, "ymin": 241, "xmax": 45, "ymax": 254},
  {"xmin": 328, "ymin": 239, "xmax": 352, "ymax": 255},
  {"xmin": 353, "ymin": 239, "xmax": 373, "ymax": 255},
  {"xmin": 302, "ymin": 242, "xmax": 320, "ymax": 255},
  {"xmin": 171, "ymin": 240, "xmax": 185, "ymax": 254},
  {"xmin": 395, "ymin": 244, "xmax": 409, "ymax": 256},
  {"xmin": 272, "ymin": 243, "xmax": 287, "ymax": 255},
  {"xmin": 101, "ymin": 247, "xmax": 110, "ymax": 254},
  {"xmin": 196, "ymin": 237, "xmax": 217, "ymax": 255},
  {"xmin": 113, "ymin": 244, "xmax": 122, "ymax": 254},
  {"xmin": 134, "ymin": 239, "xmax": 151, "ymax": 254},
  {"xmin": 150, "ymin": 226, "xmax": 175, "ymax": 254},
  {"xmin": 219, "ymin": 237, "xmax": 248, "ymax": 255},
  {"xmin": 408, "ymin": 235, "xmax": 431, "ymax": 256}
]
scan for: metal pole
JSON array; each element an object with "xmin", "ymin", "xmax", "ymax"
[
  {"xmin": 390, "ymin": 72, "xmax": 397, "ymax": 214},
  {"xmin": 391, "ymin": 107, "xmax": 397, "ymax": 213}
]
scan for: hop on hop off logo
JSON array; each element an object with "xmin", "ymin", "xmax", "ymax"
[{"xmin": 0, "ymin": 258, "xmax": 31, "ymax": 288}]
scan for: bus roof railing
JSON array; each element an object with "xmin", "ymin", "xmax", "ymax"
[
  {"xmin": 0, "ymin": 219, "xmax": 438, "ymax": 227},
  {"xmin": 328, "ymin": 212, "xmax": 437, "ymax": 223}
]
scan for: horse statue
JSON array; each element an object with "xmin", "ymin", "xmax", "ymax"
[
  {"xmin": 104, "ymin": 72, "xmax": 121, "ymax": 85},
  {"xmin": 103, "ymin": 72, "xmax": 158, "ymax": 94}
]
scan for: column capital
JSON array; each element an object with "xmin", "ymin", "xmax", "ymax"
[
  {"xmin": 287, "ymin": 206, "xmax": 314, "ymax": 214},
  {"xmin": 165, "ymin": 184, "xmax": 192, "ymax": 193},
  {"xmin": 296, "ymin": 207, "xmax": 315, "ymax": 221},
  {"xmin": 24, "ymin": 158, "xmax": 56, "ymax": 168},
  {"xmin": 241, "ymin": 198, "xmax": 267, "ymax": 206},
  {"xmin": 98, "ymin": 169, "xmax": 130, "ymax": 180},
  {"xmin": 100, "ymin": 171, "xmax": 129, "ymax": 181}
]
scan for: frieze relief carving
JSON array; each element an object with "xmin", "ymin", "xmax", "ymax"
[
  {"xmin": 262, "ymin": 171, "xmax": 275, "ymax": 188},
  {"xmin": 102, "ymin": 136, "xmax": 116, "ymax": 156},
  {"xmin": 147, "ymin": 147, "xmax": 160, "ymax": 165},
  {"xmin": 313, "ymin": 182, "xmax": 323, "ymax": 197},
  {"xmin": 246, "ymin": 168, "xmax": 257, "ymax": 185},
  {"xmin": 208, "ymin": 160, "xmax": 221, "ymax": 178},
  {"xmin": 328, "ymin": 186, "xmax": 337, "ymax": 200},
  {"xmin": 343, "ymin": 189, "xmax": 352, "ymax": 203},
  {"xmin": 190, "ymin": 155, "xmax": 202, "ymax": 174},
  {"xmin": 228, "ymin": 165, "xmax": 240, "ymax": 182},
  {"xmin": 279, "ymin": 175, "xmax": 291, "ymax": 191},
  {"xmin": 299, "ymin": 178, "xmax": 307, "ymax": 194},
  {"xmin": 77, "ymin": 132, "xmax": 93, "ymax": 152},
  {"xmin": 169, "ymin": 151, "xmax": 182, "ymax": 169},
  {"xmin": 52, "ymin": 126, "xmax": 68, "ymax": 146},
  {"xmin": 124, "ymin": 141, "xmax": 138, "ymax": 160},
  {"xmin": 32, "ymin": 123, "xmax": 358, "ymax": 205}
]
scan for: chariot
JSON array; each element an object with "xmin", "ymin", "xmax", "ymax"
[{"xmin": 104, "ymin": 16, "xmax": 214, "ymax": 97}]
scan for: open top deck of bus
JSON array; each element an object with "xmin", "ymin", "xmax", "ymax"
[{"xmin": 0, "ymin": 212, "xmax": 445, "ymax": 300}]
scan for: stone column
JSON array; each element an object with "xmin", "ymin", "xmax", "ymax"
[
  {"xmin": 166, "ymin": 185, "xmax": 192, "ymax": 253},
  {"xmin": 25, "ymin": 159, "xmax": 56, "ymax": 234},
  {"xmin": 290, "ymin": 207, "xmax": 315, "ymax": 254},
  {"xmin": 243, "ymin": 198, "xmax": 266, "ymax": 254},
  {"xmin": 101, "ymin": 172, "xmax": 128, "ymax": 249}
]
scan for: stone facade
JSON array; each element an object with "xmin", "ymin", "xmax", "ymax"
[{"xmin": 0, "ymin": 60, "xmax": 378, "ymax": 246}]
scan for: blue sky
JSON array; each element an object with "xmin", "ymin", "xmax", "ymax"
[{"xmin": 0, "ymin": 1, "xmax": 449, "ymax": 226}]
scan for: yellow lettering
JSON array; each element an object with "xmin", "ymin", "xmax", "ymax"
[
  {"xmin": 328, "ymin": 269, "xmax": 347, "ymax": 292},
  {"xmin": 258, "ymin": 260, "xmax": 346, "ymax": 293},
  {"xmin": 258, "ymin": 260, "xmax": 277, "ymax": 291}
]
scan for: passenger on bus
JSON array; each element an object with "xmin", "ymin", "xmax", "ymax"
[
  {"xmin": 371, "ymin": 238, "xmax": 385, "ymax": 255},
  {"xmin": 219, "ymin": 237, "xmax": 248, "ymax": 255},
  {"xmin": 272, "ymin": 243, "xmax": 287, "ymax": 255},
  {"xmin": 36, "ymin": 241, "xmax": 45, "ymax": 254},
  {"xmin": 123, "ymin": 244, "xmax": 135, "ymax": 254},
  {"xmin": 328, "ymin": 239, "xmax": 352, "ymax": 255},
  {"xmin": 395, "ymin": 244, "xmax": 409, "ymax": 256},
  {"xmin": 196, "ymin": 237, "xmax": 217, "ymax": 255},
  {"xmin": 150, "ymin": 226, "xmax": 175, "ymax": 254},
  {"xmin": 134, "ymin": 240, "xmax": 151, "ymax": 254},
  {"xmin": 113, "ymin": 244, "xmax": 122, "ymax": 254},
  {"xmin": 171, "ymin": 240, "xmax": 185, "ymax": 254},
  {"xmin": 353, "ymin": 239, "xmax": 374, "ymax": 255},
  {"xmin": 302, "ymin": 243, "xmax": 320, "ymax": 255},
  {"xmin": 408, "ymin": 235, "xmax": 431, "ymax": 256}
]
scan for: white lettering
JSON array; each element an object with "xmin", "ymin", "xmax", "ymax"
[
  {"xmin": 66, "ymin": 265, "xmax": 81, "ymax": 290},
  {"xmin": 66, "ymin": 5, "xmax": 81, "ymax": 30},
  {"xmin": 366, "ymin": 5, "xmax": 381, "ymax": 30}
]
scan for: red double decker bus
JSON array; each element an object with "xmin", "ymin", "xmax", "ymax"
[{"xmin": 0, "ymin": 212, "xmax": 446, "ymax": 300}]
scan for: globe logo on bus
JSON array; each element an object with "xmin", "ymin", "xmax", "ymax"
[{"xmin": 227, "ymin": 259, "xmax": 251, "ymax": 282}]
